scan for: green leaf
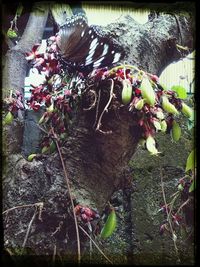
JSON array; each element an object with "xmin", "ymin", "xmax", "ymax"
[
  {"xmin": 7, "ymin": 29, "xmax": 18, "ymax": 38},
  {"xmin": 100, "ymin": 209, "xmax": 117, "ymax": 239},
  {"xmin": 185, "ymin": 149, "xmax": 196, "ymax": 172},
  {"xmin": 42, "ymin": 146, "xmax": 49, "ymax": 154},
  {"xmin": 178, "ymin": 184, "xmax": 184, "ymax": 191},
  {"xmin": 16, "ymin": 3, "xmax": 23, "ymax": 16},
  {"xmin": 189, "ymin": 179, "xmax": 195, "ymax": 192},
  {"xmin": 27, "ymin": 154, "xmax": 37, "ymax": 161},
  {"xmin": 60, "ymin": 133, "xmax": 68, "ymax": 140},
  {"xmin": 3, "ymin": 111, "xmax": 14, "ymax": 125},
  {"xmin": 171, "ymin": 121, "xmax": 181, "ymax": 142},
  {"xmin": 49, "ymin": 141, "xmax": 56, "ymax": 153},
  {"xmin": 171, "ymin": 85, "xmax": 187, "ymax": 99}
]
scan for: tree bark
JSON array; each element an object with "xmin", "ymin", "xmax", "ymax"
[
  {"xmin": 3, "ymin": 9, "xmax": 194, "ymax": 258},
  {"xmin": 57, "ymin": 12, "xmax": 194, "ymax": 212},
  {"xmin": 2, "ymin": 3, "xmax": 49, "ymax": 98}
]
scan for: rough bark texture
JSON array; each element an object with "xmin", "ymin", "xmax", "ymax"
[{"xmin": 2, "ymin": 8, "xmax": 195, "ymax": 265}]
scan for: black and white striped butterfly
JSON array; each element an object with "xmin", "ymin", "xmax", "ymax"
[{"xmin": 56, "ymin": 12, "xmax": 125, "ymax": 74}]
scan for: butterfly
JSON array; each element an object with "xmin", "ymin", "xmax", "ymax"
[{"xmin": 56, "ymin": 12, "xmax": 125, "ymax": 74}]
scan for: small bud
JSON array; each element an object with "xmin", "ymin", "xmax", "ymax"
[
  {"xmin": 47, "ymin": 103, "xmax": 54, "ymax": 112},
  {"xmin": 150, "ymin": 74, "xmax": 159, "ymax": 83}
]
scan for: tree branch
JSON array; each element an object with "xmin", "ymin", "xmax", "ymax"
[
  {"xmin": 109, "ymin": 12, "xmax": 194, "ymax": 76},
  {"xmin": 2, "ymin": 3, "xmax": 49, "ymax": 97}
]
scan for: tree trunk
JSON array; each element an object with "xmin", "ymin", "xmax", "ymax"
[
  {"xmin": 55, "ymin": 12, "xmax": 194, "ymax": 212},
  {"xmin": 2, "ymin": 3, "xmax": 49, "ymax": 98},
  {"xmin": 3, "ymin": 8, "xmax": 194, "ymax": 260}
]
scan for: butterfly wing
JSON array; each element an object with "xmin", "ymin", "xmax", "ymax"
[
  {"xmin": 57, "ymin": 13, "xmax": 88, "ymax": 59},
  {"xmin": 57, "ymin": 13, "xmax": 125, "ymax": 72},
  {"xmin": 83, "ymin": 25, "xmax": 125, "ymax": 69}
]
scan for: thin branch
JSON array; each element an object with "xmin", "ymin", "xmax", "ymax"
[
  {"xmin": 5, "ymin": 248, "xmax": 14, "ymax": 256},
  {"xmin": 51, "ymin": 221, "xmax": 63, "ymax": 236},
  {"xmin": 95, "ymin": 79, "xmax": 114, "ymax": 134},
  {"xmin": 83, "ymin": 90, "xmax": 97, "ymax": 111},
  {"xmin": 93, "ymin": 89, "xmax": 101, "ymax": 129},
  {"xmin": 51, "ymin": 127, "xmax": 81, "ymax": 264},
  {"xmin": 160, "ymin": 167, "xmax": 181, "ymax": 263},
  {"xmin": 177, "ymin": 198, "xmax": 191, "ymax": 214},
  {"xmin": 21, "ymin": 207, "xmax": 38, "ymax": 254},
  {"xmin": 167, "ymin": 193, "xmax": 180, "ymax": 222},
  {"xmin": 52, "ymin": 244, "xmax": 57, "ymax": 263},
  {"xmin": 2, "ymin": 202, "xmax": 44, "ymax": 215},
  {"xmin": 79, "ymin": 225, "xmax": 113, "ymax": 265}
]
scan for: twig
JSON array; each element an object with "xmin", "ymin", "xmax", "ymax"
[
  {"xmin": 177, "ymin": 198, "xmax": 190, "ymax": 214},
  {"xmin": 79, "ymin": 225, "xmax": 113, "ymax": 265},
  {"xmin": 93, "ymin": 89, "xmax": 101, "ymax": 129},
  {"xmin": 89, "ymin": 236, "xmax": 92, "ymax": 262},
  {"xmin": 51, "ymin": 221, "xmax": 63, "ymax": 236},
  {"xmin": 51, "ymin": 127, "xmax": 81, "ymax": 264},
  {"xmin": 83, "ymin": 90, "xmax": 97, "ymax": 111},
  {"xmin": 5, "ymin": 248, "xmax": 14, "ymax": 256},
  {"xmin": 37, "ymin": 124, "xmax": 50, "ymax": 135},
  {"xmin": 52, "ymin": 244, "xmax": 57, "ymax": 264},
  {"xmin": 95, "ymin": 79, "xmax": 114, "ymax": 134},
  {"xmin": 160, "ymin": 167, "xmax": 180, "ymax": 263},
  {"xmin": 21, "ymin": 207, "xmax": 38, "ymax": 254},
  {"xmin": 108, "ymin": 64, "xmax": 140, "ymax": 75},
  {"xmin": 2, "ymin": 202, "xmax": 44, "ymax": 215},
  {"xmin": 167, "ymin": 193, "xmax": 180, "ymax": 222}
]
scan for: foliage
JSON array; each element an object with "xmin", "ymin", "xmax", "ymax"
[
  {"xmin": 3, "ymin": 33, "xmax": 194, "ymax": 158},
  {"xmin": 3, "ymin": 28, "xmax": 195, "ymax": 246},
  {"xmin": 100, "ymin": 208, "xmax": 117, "ymax": 239}
]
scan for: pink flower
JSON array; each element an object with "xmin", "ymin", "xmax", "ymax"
[{"xmin": 25, "ymin": 44, "xmax": 42, "ymax": 61}]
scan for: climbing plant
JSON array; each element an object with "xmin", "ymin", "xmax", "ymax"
[{"xmin": 3, "ymin": 24, "xmax": 195, "ymax": 263}]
